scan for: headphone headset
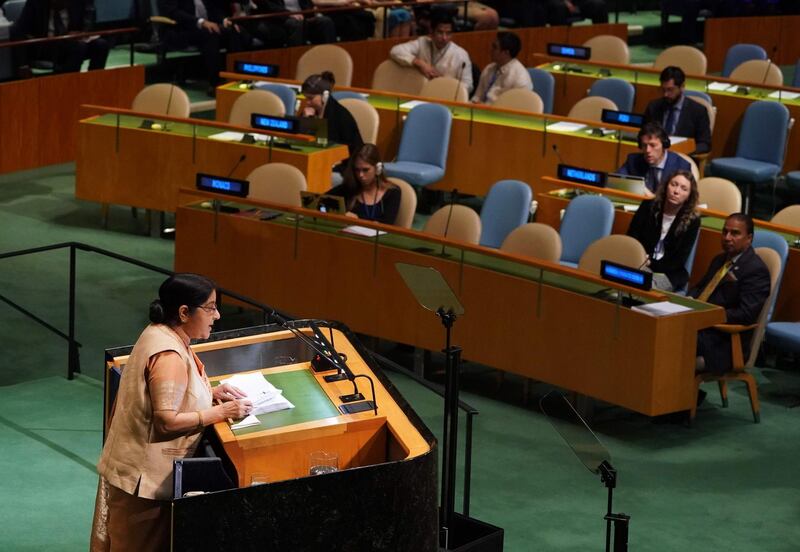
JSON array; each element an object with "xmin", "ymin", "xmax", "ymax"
[
  {"xmin": 638, "ymin": 125, "xmax": 671, "ymax": 150},
  {"xmin": 376, "ymin": 161, "xmax": 384, "ymax": 175},
  {"xmin": 322, "ymin": 89, "xmax": 330, "ymax": 102}
]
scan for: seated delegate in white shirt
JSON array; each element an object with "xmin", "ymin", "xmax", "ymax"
[
  {"xmin": 471, "ymin": 31, "xmax": 532, "ymax": 105},
  {"xmin": 389, "ymin": 12, "xmax": 473, "ymax": 92}
]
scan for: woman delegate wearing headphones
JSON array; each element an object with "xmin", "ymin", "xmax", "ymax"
[
  {"xmin": 327, "ymin": 144, "xmax": 401, "ymax": 225},
  {"xmin": 626, "ymin": 169, "xmax": 701, "ymax": 291},
  {"xmin": 300, "ymin": 71, "xmax": 363, "ymax": 173}
]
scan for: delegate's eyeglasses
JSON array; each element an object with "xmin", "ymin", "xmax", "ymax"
[{"xmin": 197, "ymin": 303, "xmax": 218, "ymax": 313}]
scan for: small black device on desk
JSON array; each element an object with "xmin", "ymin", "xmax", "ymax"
[
  {"xmin": 547, "ymin": 42, "xmax": 591, "ymax": 60},
  {"xmin": 234, "ymin": 61, "xmax": 279, "ymax": 78},
  {"xmin": 557, "ymin": 164, "xmax": 607, "ymax": 188}
]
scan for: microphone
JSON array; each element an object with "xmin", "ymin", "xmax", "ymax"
[
  {"xmin": 440, "ymin": 188, "xmax": 459, "ymax": 257},
  {"xmin": 159, "ymin": 81, "xmax": 176, "ymax": 132},
  {"xmin": 552, "ymin": 144, "xmax": 564, "ymax": 165},
  {"xmin": 270, "ymin": 313, "xmax": 377, "ymax": 415},
  {"xmin": 226, "ymin": 154, "xmax": 247, "ymax": 178},
  {"xmin": 453, "ymin": 62, "xmax": 467, "ymax": 102},
  {"xmin": 761, "ymin": 46, "xmax": 778, "ymax": 85}
]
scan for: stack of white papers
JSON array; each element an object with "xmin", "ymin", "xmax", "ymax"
[
  {"xmin": 341, "ymin": 225, "xmax": 387, "ymax": 237},
  {"xmin": 547, "ymin": 121, "xmax": 586, "ymax": 132},
  {"xmin": 632, "ymin": 301, "xmax": 693, "ymax": 317},
  {"xmin": 669, "ymin": 136, "xmax": 688, "ymax": 145},
  {"xmin": 768, "ymin": 90, "xmax": 800, "ymax": 101},
  {"xmin": 399, "ymin": 100, "xmax": 429, "ymax": 109},
  {"xmin": 220, "ymin": 371, "xmax": 294, "ymax": 424},
  {"xmin": 708, "ymin": 82, "xmax": 735, "ymax": 92},
  {"xmin": 208, "ymin": 131, "xmax": 271, "ymax": 142}
]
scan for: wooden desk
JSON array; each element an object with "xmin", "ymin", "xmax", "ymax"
[
  {"xmin": 534, "ymin": 176, "xmax": 800, "ymax": 321},
  {"xmin": 0, "ymin": 65, "xmax": 144, "ymax": 175},
  {"xmin": 105, "ymin": 325, "xmax": 437, "ymax": 550},
  {"xmin": 704, "ymin": 15, "xmax": 800, "ymax": 74},
  {"xmin": 75, "ymin": 110, "xmax": 348, "ymax": 211},
  {"xmin": 533, "ymin": 54, "xmax": 800, "ymax": 172},
  {"xmin": 216, "ymin": 76, "xmax": 695, "ymax": 197},
  {"xmin": 174, "ymin": 192, "xmax": 724, "ymax": 417},
  {"xmin": 226, "ymin": 23, "xmax": 627, "ymax": 89}
]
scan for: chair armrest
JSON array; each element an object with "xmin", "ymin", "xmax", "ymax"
[
  {"xmin": 713, "ymin": 323, "xmax": 757, "ymax": 334},
  {"xmin": 150, "ymin": 16, "xmax": 177, "ymax": 25}
]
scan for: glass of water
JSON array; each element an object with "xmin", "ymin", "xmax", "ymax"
[{"xmin": 309, "ymin": 451, "xmax": 338, "ymax": 476}]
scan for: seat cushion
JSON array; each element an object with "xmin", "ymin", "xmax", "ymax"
[
  {"xmin": 786, "ymin": 171, "xmax": 800, "ymax": 188},
  {"xmin": 766, "ymin": 322, "xmax": 800, "ymax": 354},
  {"xmin": 383, "ymin": 162, "xmax": 444, "ymax": 187},
  {"xmin": 710, "ymin": 158, "xmax": 780, "ymax": 183}
]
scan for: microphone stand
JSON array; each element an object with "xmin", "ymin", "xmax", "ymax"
[{"xmin": 440, "ymin": 188, "xmax": 459, "ymax": 257}]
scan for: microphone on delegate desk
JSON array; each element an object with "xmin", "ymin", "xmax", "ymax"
[
  {"xmin": 227, "ymin": 154, "xmax": 247, "ymax": 178},
  {"xmin": 440, "ymin": 188, "xmax": 459, "ymax": 257},
  {"xmin": 453, "ymin": 62, "xmax": 467, "ymax": 102},
  {"xmin": 761, "ymin": 46, "xmax": 778, "ymax": 86},
  {"xmin": 552, "ymin": 144, "xmax": 564, "ymax": 165}
]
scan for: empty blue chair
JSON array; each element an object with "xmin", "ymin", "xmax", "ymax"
[
  {"xmin": 558, "ymin": 195, "xmax": 615, "ymax": 267},
  {"xmin": 588, "ymin": 78, "xmax": 635, "ymax": 113},
  {"xmin": 527, "ymin": 68, "xmax": 555, "ymax": 114},
  {"xmin": 709, "ymin": 101, "xmax": 791, "ymax": 212},
  {"xmin": 684, "ymin": 89, "xmax": 713, "ymax": 106},
  {"xmin": 786, "ymin": 171, "xmax": 800, "ymax": 191},
  {"xmin": 253, "ymin": 83, "xmax": 297, "ymax": 116},
  {"xmin": 331, "ymin": 91, "xmax": 367, "ymax": 101},
  {"xmin": 722, "ymin": 44, "xmax": 768, "ymax": 78},
  {"xmin": 384, "ymin": 103, "xmax": 452, "ymax": 187},
  {"xmin": 675, "ymin": 229, "xmax": 701, "ymax": 295},
  {"xmin": 479, "ymin": 180, "xmax": 532, "ymax": 248},
  {"xmin": 766, "ymin": 323, "xmax": 800, "ymax": 354},
  {"xmin": 2, "ymin": 0, "xmax": 26, "ymax": 21},
  {"xmin": 753, "ymin": 230, "xmax": 789, "ymax": 321}
]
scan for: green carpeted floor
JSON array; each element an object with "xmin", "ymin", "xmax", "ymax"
[{"xmin": 2, "ymin": 163, "xmax": 800, "ymax": 552}]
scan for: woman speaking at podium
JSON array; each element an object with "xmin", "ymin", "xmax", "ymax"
[
  {"xmin": 91, "ymin": 274, "xmax": 251, "ymax": 551},
  {"xmin": 626, "ymin": 170, "xmax": 701, "ymax": 291},
  {"xmin": 328, "ymin": 143, "xmax": 401, "ymax": 225}
]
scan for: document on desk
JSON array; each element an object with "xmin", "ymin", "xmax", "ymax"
[
  {"xmin": 399, "ymin": 100, "xmax": 429, "ymax": 109},
  {"xmin": 220, "ymin": 372, "xmax": 294, "ymax": 417},
  {"xmin": 668, "ymin": 136, "xmax": 688, "ymax": 145},
  {"xmin": 768, "ymin": 90, "xmax": 800, "ymax": 100},
  {"xmin": 631, "ymin": 301, "xmax": 693, "ymax": 317},
  {"xmin": 708, "ymin": 82, "xmax": 736, "ymax": 92},
  {"xmin": 208, "ymin": 131, "xmax": 271, "ymax": 142},
  {"xmin": 546, "ymin": 121, "xmax": 587, "ymax": 133},
  {"xmin": 341, "ymin": 225, "xmax": 387, "ymax": 237}
]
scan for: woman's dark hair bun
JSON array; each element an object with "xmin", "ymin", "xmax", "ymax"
[
  {"xmin": 149, "ymin": 299, "xmax": 165, "ymax": 324},
  {"xmin": 320, "ymin": 71, "xmax": 336, "ymax": 86}
]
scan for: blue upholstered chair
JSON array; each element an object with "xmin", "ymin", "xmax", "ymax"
[
  {"xmin": 527, "ymin": 68, "xmax": 555, "ymax": 114},
  {"xmin": 709, "ymin": 101, "xmax": 792, "ymax": 212},
  {"xmin": 722, "ymin": 44, "xmax": 767, "ymax": 78},
  {"xmin": 753, "ymin": 230, "xmax": 789, "ymax": 321},
  {"xmin": 558, "ymin": 195, "xmax": 615, "ymax": 267},
  {"xmin": 384, "ymin": 103, "xmax": 452, "ymax": 187},
  {"xmin": 479, "ymin": 180, "xmax": 532, "ymax": 248},
  {"xmin": 753, "ymin": 230, "xmax": 794, "ymax": 357},
  {"xmin": 588, "ymin": 78, "xmax": 635, "ymax": 113},
  {"xmin": 684, "ymin": 89, "xmax": 713, "ymax": 106},
  {"xmin": 675, "ymin": 230, "xmax": 701, "ymax": 295},
  {"xmin": 331, "ymin": 91, "xmax": 367, "ymax": 102},
  {"xmin": 253, "ymin": 83, "xmax": 297, "ymax": 116}
]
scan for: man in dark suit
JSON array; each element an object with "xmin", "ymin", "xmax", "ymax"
[
  {"xmin": 249, "ymin": 0, "xmax": 336, "ymax": 48},
  {"xmin": 690, "ymin": 213, "xmax": 771, "ymax": 374},
  {"xmin": 617, "ymin": 122, "xmax": 692, "ymax": 194},
  {"xmin": 644, "ymin": 66, "xmax": 712, "ymax": 155},
  {"xmin": 10, "ymin": 0, "xmax": 109, "ymax": 74},
  {"xmin": 159, "ymin": 0, "xmax": 249, "ymax": 94}
]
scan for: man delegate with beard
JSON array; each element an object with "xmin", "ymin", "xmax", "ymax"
[{"xmin": 644, "ymin": 65, "xmax": 712, "ymax": 155}]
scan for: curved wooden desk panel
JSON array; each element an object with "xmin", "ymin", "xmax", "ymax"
[
  {"xmin": 174, "ymin": 198, "xmax": 723, "ymax": 417},
  {"xmin": 0, "ymin": 66, "xmax": 144, "ymax": 175},
  {"xmin": 704, "ymin": 15, "xmax": 800, "ymax": 73}
]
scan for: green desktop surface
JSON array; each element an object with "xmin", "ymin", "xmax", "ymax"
[
  {"xmin": 221, "ymin": 81, "xmax": 640, "ymax": 144},
  {"xmin": 538, "ymin": 61, "xmax": 800, "ymax": 106},
  {"xmin": 86, "ymin": 113, "xmax": 339, "ymax": 155},
  {"xmin": 190, "ymin": 201, "xmax": 716, "ymax": 312},
  {"xmin": 213, "ymin": 369, "xmax": 340, "ymax": 436}
]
